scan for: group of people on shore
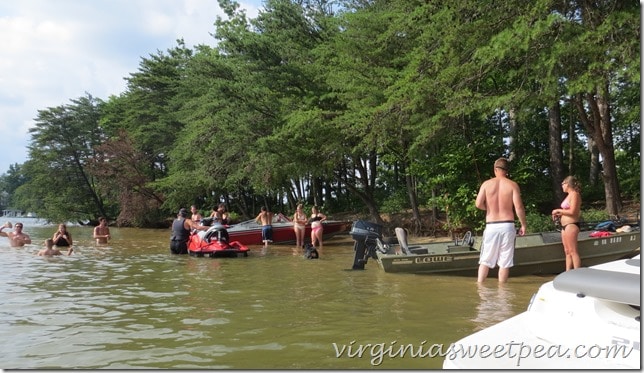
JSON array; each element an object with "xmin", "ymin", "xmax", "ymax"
[
  {"xmin": 475, "ymin": 157, "xmax": 581, "ymax": 283},
  {"xmin": 0, "ymin": 217, "xmax": 112, "ymax": 256}
]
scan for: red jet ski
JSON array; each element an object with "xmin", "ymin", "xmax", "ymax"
[{"xmin": 188, "ymin": 224, "xmax": 250, "ymax": 257}]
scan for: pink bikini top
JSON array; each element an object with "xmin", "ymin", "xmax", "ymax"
[{"xmin": 561, "ymin": 199, "xmax": 570, "ymax": 209}]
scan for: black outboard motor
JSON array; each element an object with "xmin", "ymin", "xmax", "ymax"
[{"xmin": 350, "ymin": 220, "xmax": 383, "ymax": 269}]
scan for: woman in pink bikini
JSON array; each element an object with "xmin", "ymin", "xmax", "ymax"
[
  {"xmin": 309, "ymin": 206, "xmax": 327, "ymax": 251},
  {"xmin": 551, "ymin": 176, "xmax": 582, "ymax": 271}
]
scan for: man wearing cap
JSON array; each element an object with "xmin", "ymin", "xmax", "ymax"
[
  {"xmin": 170, "ymin": 208, "xmax": 208, "ymax": 254},
  {"xmin": 475, "ymin": 157, "xmax": 527, "ymax": 283}
]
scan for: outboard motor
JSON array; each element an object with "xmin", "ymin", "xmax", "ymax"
[{"xmin": 350, "ymin": 220, "xmax": 383, "ymax": 269}]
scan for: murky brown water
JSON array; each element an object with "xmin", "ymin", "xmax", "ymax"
[{"xmin": 0, "ymin": 218, "xmax": 553, "ymax": 369}]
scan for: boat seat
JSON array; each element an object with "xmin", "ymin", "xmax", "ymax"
[
  {"xmin": 395, "ymin": 227, "xmax": 414, "ymax": 255},
  {"xmin": 375, "ymin": 237, "xmax": 397, "ymax": 255},
  {"xmin": 553, "ymin": 267, "xmax": 640, "ymax": 306}
]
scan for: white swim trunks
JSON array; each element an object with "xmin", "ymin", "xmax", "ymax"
[{"xmin": 479, "ymin": 222, "xmax": 516, "ymax": 269}]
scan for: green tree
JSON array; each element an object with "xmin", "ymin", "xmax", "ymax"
[
  {"xmin": 0, "ymin": 163, "xmax": 26, "ymax": 210},
  {"xmin": 13, "ymin": 94, "xmax": 113, "ymax": 222},
  {"xmin": 6, "ymin": 0, "xmax": 638, "ymax": 230},
  {"xmin": 99, "ymin": 41, "xmax": 195, "ymax": 222}
]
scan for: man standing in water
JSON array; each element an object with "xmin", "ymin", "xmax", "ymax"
[
  {"xmin": 255, "ymin": 206, "xmax": 274, "ymax": 250},
  {"xmin": 170, "ymin": 208, "xmax": 207, "ymax": 254},
  {"xmin": 0, "ymin": 221, "xmax": 32, "ymax": 247},
  {"xmin": 475, "ymin": 158, "xmax": 527, "ymax": 283},
  {"xmin": 93, "ymin": 217, "xmax": 111, "ymax": 244}
]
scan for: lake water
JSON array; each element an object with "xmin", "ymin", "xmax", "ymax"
[{"xmin": 0, "ymin": 218, "xmax": 554, "ymax": 369}]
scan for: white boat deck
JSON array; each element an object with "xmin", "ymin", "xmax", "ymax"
[{"xmin": 443, "ymin": 255, "xmax": 641, "ymax": 369}]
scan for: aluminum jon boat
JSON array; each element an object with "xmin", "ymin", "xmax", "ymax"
[{"xmin": 350, "ymin": 220, "xmax": 640, "ymax": 276}]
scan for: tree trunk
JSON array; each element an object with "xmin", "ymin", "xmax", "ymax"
[
  {"xmin": 341, "ymin": 181, "xmax": 385, "ymax": 226},
  {"xmin": 333, "ymin": 153, "xmax": 385, "ymax": 227},
  {"xmin": 312, "ymin": 176, "xmax": 323, "ymax": 207},
  {"xmin": 507, "ymin": 108, "xmax": 517, "ymax": 162},
  {"xmin": 548, "ymin": 100, "xmax": 565, "ymax": 202},
  {"xmin": 588, "ymin": 137, "xmax": 601, "ymax": 187},
  {"xmin": 405, "ymin": 172, "xmax": 422, "ymax": 234},
  {"xmin": 573, "ymin": 88, "xmax": 622, "ymax": 215}
]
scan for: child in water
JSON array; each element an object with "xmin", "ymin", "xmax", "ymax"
[{"xmin": 37, "ymin": 238, "xmax": 72, "ymax": 256}]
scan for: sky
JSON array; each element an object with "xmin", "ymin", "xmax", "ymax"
[{"xmin": 0, "ymin": 0, "xmax": 262, "ymax": 175}]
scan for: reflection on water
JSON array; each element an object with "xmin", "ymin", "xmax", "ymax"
[
  {"xmin": 0, "ymin": 221, "xmax": 553, "ymax": 369},
  {"xmin": 472, "ymin": 283, "xmax": 516, "ymax": 330}
]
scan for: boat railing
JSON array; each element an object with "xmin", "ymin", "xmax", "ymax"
[
  {"xmin": 231, "ymin": 214, "xmax": 293, "ymax": 227},
  {"xmin": 233, "ymin": 219, "xmax": 258, "ymax": 227}
]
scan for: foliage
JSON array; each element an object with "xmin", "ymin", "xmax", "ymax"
[
  {"xmin": 380, "ymin": 189, "xmax": 408, "ymax": 215},
  {"xmin": 0, "ymin": 164, "xmax": 25, "ymax": 210},
  {"xmin": 0, "ymin": 0, "xmax": 639, "ymax": 231},
  {"xmin": 86, "ymin": 130, "xmax": 165, "ymax": 227},
  {"xmin": 525, "ymin": 211, "xmax": 558, "ymax": 234},
  {"xmin": 580, "ymin": 208, "xmax": 613, "ymax": 224},
  {"xmin": 12, "ymin": 94, "xmax": 114, "ymax": 223}
]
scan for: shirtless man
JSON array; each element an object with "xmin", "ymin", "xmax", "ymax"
[
  {"xmin": 93, "ymin": 217, "xmax": 111, "ymax": 244},
  {"xmin": 210, "ymin": 203, "xmax": 230, "ymax": 225},
  {"xmin": 190, "ymin": 205, "xmax": 203, "ymax": 225},
  {"xmin": 475, "ymin": 158, "xmax": 527, "ymax": 283},
  {"xmin": 255, "ymin": 206, "xmax": 274, "ymax": 249},
  {"xmin": 0, "ymin": 221, "xmax": 32, "ymax": 247}
]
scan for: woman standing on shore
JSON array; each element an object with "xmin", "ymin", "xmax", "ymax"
[{"xmin": 552, "ymin": 176, "xmax": 582, "ymax": 271}]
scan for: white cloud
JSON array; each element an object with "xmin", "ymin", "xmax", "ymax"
[{"xmin": 0, "ymin": 0, "xmax": 261, "ymax": 174}]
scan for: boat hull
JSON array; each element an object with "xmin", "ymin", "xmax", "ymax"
[
  {"xmin": 225, "ymin": 220, "xmax": 351, "ymax": 246},
  {"xmin": 374, "ymin": 230, "xmax": 640, "ymax": 276}
]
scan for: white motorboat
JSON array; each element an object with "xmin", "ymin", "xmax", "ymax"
[{"xmin": 443, "ymin": 254, "xmax": 641, "ymax": 369}]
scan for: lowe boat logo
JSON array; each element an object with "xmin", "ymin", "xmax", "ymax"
[{"xmin": 414, "ymin": 256, "xmax": 452, "ymax": 263}]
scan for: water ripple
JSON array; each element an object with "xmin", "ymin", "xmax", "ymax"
[{"xmin": 0, "ymin": 227, "xmax": 548, "ymax": 369}]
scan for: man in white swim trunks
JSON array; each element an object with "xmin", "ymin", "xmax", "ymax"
[{"xmin": 475, "ymin": 157, "xmax": 527, "ymax": 283}]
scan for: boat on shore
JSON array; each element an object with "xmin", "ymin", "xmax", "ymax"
[
  {"xmin": 214, "ymin": 215, "xmax": 351, "ymax": 246},
  {"xmin": 443, "ymin": 254, "xmax": 641, "ymax": 369},
  {"xmin": 349, "ymin": 220, "xmax": 641, "ymax": 275},
  {"xmin": 188, "ymin": 224, "xmax": 250, "ymax": 257}
]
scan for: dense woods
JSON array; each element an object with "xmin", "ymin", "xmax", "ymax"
[{"xmin": 0, "ymin": 0, "xmax": 639, "ymax": 234}]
